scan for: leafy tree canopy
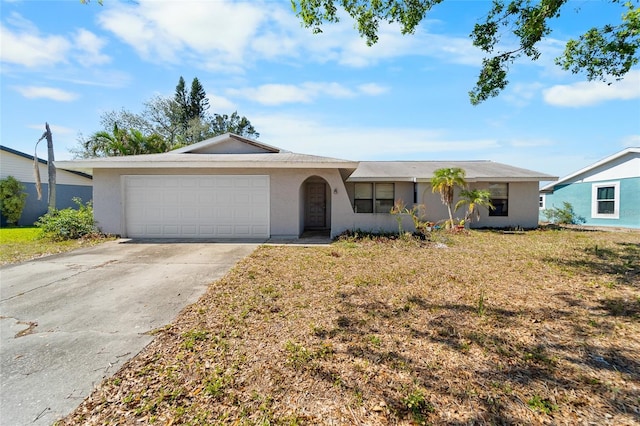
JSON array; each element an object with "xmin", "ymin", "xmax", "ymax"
[
  {"xmin": 292, "ymin": 0, "xmax": 640, "ymax": 104},
  {"xmin": 74, "ymin": 77, "xmax": 259, "ymax": 158}
]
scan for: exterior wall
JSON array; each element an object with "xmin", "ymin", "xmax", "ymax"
[
  {"xmin": 93, "ymin": 168, "xmax": 545, "ymax": 238},
  {"xmin": 0, "ymin": 149, "xmax": 93, "ymax": 226},
  {"xmin": 93, "ymin": 168, "xmax": 355, "ymax": 238},
  {"xmin": 574, "ymin": 153, "xmax": 639, "ymax": 183},
  {"xmin": 469, "ymin": 181, "xmax": 540, "ymax": 229},
  {"xmin": 1, "ymin": 150, "xmax": 92, "ymax": 185},
  {"xmin": 342, "ymin": 181, "xmax": 414, "ymax": 234},
  {"xmin": 543, "ymin": 177, "xmax": 640, "ymax": 228},
  {"xmin": 340, "ymin": 180, "xmax": 541, "ymax": 232},
  {"xmin": 418, "ymin": 181, "xmax": 540, "ymax": 229},
  {"xmin": 12, "ymin": 183, "xmax": 93, "ymax": 226}
]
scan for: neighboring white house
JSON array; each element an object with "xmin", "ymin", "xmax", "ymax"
[
  {"xmin": 0, "ymin": 145, "xmax": 93, "ymax": 226},
  {"xmin": 540, "ymin": 147, "xmax": 640, "ymax": 229},
  {"xmin": 56, "ymin": 133, "xmax": 557, "ymax": 239}
]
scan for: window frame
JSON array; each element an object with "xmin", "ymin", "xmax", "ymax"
[
  {"xmin": 539, "ymin": 194, "xmax": 545, "ymax": 210},
  {"xmin": 374, "ymin": 183, "xmax": 395, "ymax": 214},
  {"xmin": 354, "ymin": 183, "xmax": 373, "ymax": 213},
  {"xmin": 591, "ymin": 181, "xmax": 620, "ymax": 219},
  {"xmin": 353, "ymin": 182, "xmax": 395, "ymax": 214},
  {"xmin": 488, "ymin": 183, "xmax": 509, "ymax": 217}
]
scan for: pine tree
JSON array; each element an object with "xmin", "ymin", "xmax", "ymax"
[{"xmin": 189, "ymin": 77, "xmax": 209, "ymax": 120}]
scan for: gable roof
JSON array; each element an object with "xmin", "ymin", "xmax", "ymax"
[
  {"xmin": 171, "ymin": 133, "xmax": 283, "ymax": 154},
  {"xmin": 54, "ymin": 133, "xmax": 358, "ymax": 172},
  {"xmin": 348, "ymin": 160, "xmax": 557, "ymax": 182},
  {"xmin": 0, "ymin": 145, "xmax": 93, "ymax": 180},
  {"xmin": 540, "ymin": 147, "xmax": 640, "ymax": 192}
]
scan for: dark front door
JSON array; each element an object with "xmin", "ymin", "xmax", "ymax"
[{"xmin": 305, "ymin": 182, "xmax": 326, "ymax": 229}]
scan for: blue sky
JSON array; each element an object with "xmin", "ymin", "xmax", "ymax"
[{"xmin": 1, "ymin": 0, "xmax": 639, "ymax": 180}]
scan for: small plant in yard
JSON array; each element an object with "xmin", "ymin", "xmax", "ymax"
[
  {"xmin": 204, "ymin": 367, "xmax": 230, "ymax": 398},
  {"xmin": 36, "ymin": 198, "xmax": 99, "ymax": 240},
  {"xmin": 477, "ymin": 289, "xmax": 487, "ymax": 316},
  {"xmin": 284, "ymin": 341, "xmax": 313, "ymax": 369},
  {"xmin": 527, "ymin": 395, "xmax": 558, "ymax": 414},
  {"xmin": 454, "ymin": 188, "xmax": 494, "ymax": 225},
  {"xmin": 543, "ymin": 201, "xmax": 585, "ymax": 225},
  {"xmin": 404, "ymin": 387, "xmax": 434, "ymax": 424},
  {"xmin": 182, "ymin": 329, "xmax": 208, "ymax": 350},
  {"xmin": 0, "ymin": 176, "xmax": 27, "ymax": 226}
]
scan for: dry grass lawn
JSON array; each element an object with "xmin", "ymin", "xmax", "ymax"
[{"xmin": 61, "ymin": 229, "xmax": 639, "ymax": 425}]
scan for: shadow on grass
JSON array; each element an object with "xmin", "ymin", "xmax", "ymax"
[
  {"xmin": 310, "ymin": 290, "xmax": 640, "ymax": 424},
  {"xmin": 545, "ymin": 241, "xmax": 640, "ymax": 287}
]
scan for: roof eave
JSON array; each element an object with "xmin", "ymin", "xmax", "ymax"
[
  {"xmin": 544, "ymin": 147, "xmax": 639, "ymax": 188},
  {"xmin": 55, "ymin": 160, "xmax": 359, "ymax": 171}
]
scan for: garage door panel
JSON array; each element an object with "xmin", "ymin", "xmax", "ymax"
[{"xmin": 124, "ymin": 175, "xmax": 269, "ymax": 239}]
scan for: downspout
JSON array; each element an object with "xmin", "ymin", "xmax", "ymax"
[{"xmin": 413, "ymin": 177, "xmax": 417, "ymax": 204}]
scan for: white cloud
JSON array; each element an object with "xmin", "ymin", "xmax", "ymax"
[
  {"xmin": 251, "ymin": 113, "xmax": 499, "ymax": 160},
  {"xmin": 621, "ymin": 134, "xmax": 640, "ymax": 148},
  {"xmin": 0, "ymin": 20, "xmax": 70, "ymax": 67},
  {"xmin": 0, "ymin": 13, "xmax": 110, "ymax": 69},
  {"xmin": 94, "ymin": 0, "xmax": 485, "ymax": 72},
  {"xmin": 227, "ymin": 82, "xmax": 357, "ymax": 106},
  {"xmin": 208, "ymin": 94, "xmax": 236, "ymax": 112},
  {"xmin": 98, "ymin": 0, "xmax": 264, "ymax": 64},
  {"xmin": 14, "ymin": 86, "xmax": 79, "ymax": 102},
  {"xmin": 543, "ymin": 70, "xmax": 640, "ymax": 107},
  {"xmin": 74, "ymin": 28, "xmax": 111, "ymax": 66},
  {"xmin": 503, "ymin": 82, "xmax": 544, "ymax": 107},
  {"xmin": 358, "ymin": 83, "xmax": 389, "ymax": 96}
]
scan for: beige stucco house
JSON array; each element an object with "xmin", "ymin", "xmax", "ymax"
[{"xmin": 56, "ymin": 133, "xmax": 556, "ymax": 239}]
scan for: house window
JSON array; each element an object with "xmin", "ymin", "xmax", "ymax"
[
  {"xmin": 375, "ymin": 183, "xmax": 395, "ymax": 213},
  {"xmin": 354, "ymin": 183, "xmax": 373, "ymax": 213},
  {"xmin": 488, "ymin": 183, "xmax": 508, "ymax": 216},
  {"xmin": 354, "ymin": 183, "xmax": 395, "ymax": 213},
  {"xmin": 591, "ymin": 182, "xmax": 620, "ymax": 219},
  {"xmin": 539, "ymin": 194, "xmax": 545, "ymax": 209}
]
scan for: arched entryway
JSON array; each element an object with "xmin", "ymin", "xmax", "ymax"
[{"xmin": 301, "ymin": 176, "xmax": 331, "ymax": 235}]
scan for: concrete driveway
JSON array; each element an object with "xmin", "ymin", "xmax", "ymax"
[{"xmin": 0, "ymin": 239, "xmax": 258, "ymax": 425}]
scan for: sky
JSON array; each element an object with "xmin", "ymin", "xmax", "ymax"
[{"xmin": 1, "ymin": 0, "xmax": 639, "ymax": 181}]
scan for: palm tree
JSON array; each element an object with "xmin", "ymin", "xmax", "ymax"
[
  {"xmin": 431, "ymin": 167, "xmax": 466, "ymax": 228},
  {"xmin": 455, "ymin": 189, "xmax": 494, "ymax": 225}
]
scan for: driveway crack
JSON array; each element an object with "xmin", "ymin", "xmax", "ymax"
[{"xmin": 0, "ymin": 260, "xmax": 119, "ymax": 303}]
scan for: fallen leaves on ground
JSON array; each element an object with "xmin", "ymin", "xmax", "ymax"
[{"xmin": 60, "ymin": 229, "xmax": 640, "ymax": 425}]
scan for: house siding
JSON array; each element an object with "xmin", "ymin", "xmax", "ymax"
[
  {"xmin": 543, "ymin": 177, "xmax": 640, "ymax": 228},
  {"xmin": 0, "ymin": 148, "xmax": 93, "ymax": 226},
  {"xmin": 4, "ymin": 183, "xmax": 93, "ymax": 226}
]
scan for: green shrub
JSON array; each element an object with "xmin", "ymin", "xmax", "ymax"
[
  {"xmin": 0, "ymin": 176, "xmax": 27, "ymax": 226},
  {"xmin": 543, "ymin": 202, "xmax": 585, "ymax": 225},
  {"xmin": 36, "ymin": 198, "xmax": 98, "ymax": 240}
]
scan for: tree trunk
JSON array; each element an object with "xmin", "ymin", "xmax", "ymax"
[{"xmin": 45, "ymin": 123, "xmax": 56, "ymax": 210}]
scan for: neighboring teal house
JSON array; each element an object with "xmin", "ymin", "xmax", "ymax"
[{"xmin": 540, "ymin": 147, "xmax": 640, "ymax": 229}]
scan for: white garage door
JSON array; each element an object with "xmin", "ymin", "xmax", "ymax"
[{"xmin": 124, "ymin": 175, "xmax": 269, "ymax": 238}]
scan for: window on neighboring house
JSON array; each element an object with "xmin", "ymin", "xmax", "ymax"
[
  {"xmin": 488, "ymin": 183, "xmax": 509, "ymax": 216},
  {"xmin": 591, "ymin": 182, "xmax": 620, "ymax": 219},
  {"xmin": 539, "ymin": 194, "xmax": 545, "ymax": 209},
  {"xmin": 354, "ymin": 183, "xmax": 395, "ymax": 213}
]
